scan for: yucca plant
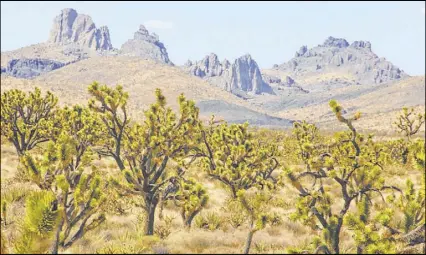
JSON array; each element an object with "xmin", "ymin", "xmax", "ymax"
[
  {"xmin": 14, "ymin": 190, "xmax": 59, "ymax": 254},
  {"xmin": 20, "ymin": 105, "xmax": 107, "ymax": 253}
]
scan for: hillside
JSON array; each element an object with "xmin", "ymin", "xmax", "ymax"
[
  {"xmin": 274, "ymin": 76, "xmax": 425, "ymax": 133},
  {"xmin": 0, "ymin": 56, "xmax": 292, "ymax": 126},
  {"xmin": 1, "ymin": 8, "xmax": 424, "ymax": 133}
]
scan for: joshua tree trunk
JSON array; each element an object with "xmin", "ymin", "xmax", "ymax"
[
  {"xmin": 113, "ymin": 155, "xmax": 125, "ymax": 171},
  {"xmin": 244, "ymin": 229, "xmax": 255, "ymax": 254},
  {"xmin": 184, "ymin": 209, "xmax": 201, "ymax": 229},
  {"xmin": 145, "ymin": 198, "xmax": 158, "ymax": 235},
  {"xmin": 330, "ymin": 222, "xmax": 342, "ymax": 254},
  {"xmin": 49, "ymin": 219, "xmax": 64, "ymax": 254}
]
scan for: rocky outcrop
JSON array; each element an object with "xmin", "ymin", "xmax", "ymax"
[
  {"xmin": 350, "ymin": 40, "xmax": 371, "ymax": 50},
  {"xmin": 48, "ymin": 8, "xmax": 112, "ymax": 51},
  {"xmin": 120, "ymin": 25, "xmax": 172, "ymax": 64},
  {"xmin": 232, "ymin": 55, "xmax": 267, "ymax": 94},
  {"xmin": 321, "ymin": 36, "xmax": 349, "ymax": 48},
  {"xmin": 278, "ymin": 36, "xmax": 406, "ymax": 85},
  {"xmin": 3, "ymin": 58, "xmax": 65, "ymax": 78},
  {"xmin": 263, "ymin": 74, "xmax": 282, "ymax": 84},
  {"xmin": 185, "ymin": 53, "xmax": 272, "ymax": 95},
  {"xmin": 295, "ymin": 46, "xmax": 308, "ymax": 57}
]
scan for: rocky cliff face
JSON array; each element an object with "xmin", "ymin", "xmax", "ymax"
[
  {"xmin": 185, "ymin": 53, "xmax": 272, "ymax": 95},
  {"xmin": 276, "ymin": 36, "xmax": 406, "ymax": 85},
  {"xmin": 48, "ymin": 8, "xmax": 113, "ymax": 51},
  {"xmin": 2, "ymin": 58, "xmax": 65, "ymax": 79},
  {"xmin": 120, "ymin": 25, "xmax": 172, "ymax": 65}
]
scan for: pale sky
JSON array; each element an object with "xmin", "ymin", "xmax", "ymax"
[{"xmin": 1, "ymin": 1, "xmax": 425, "ymax": 75}]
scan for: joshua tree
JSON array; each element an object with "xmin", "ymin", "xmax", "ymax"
[
  {"xmin": 107, "ymin": 88, "xmax": 201, "ymax": 235},
  {"xmin": 197, "ymin": 118, "xmax": 281, "ymax": 253},
  {"xmin": 238, "ymin": 189, "xmax": 278, "ymax": 254},
  {"xmin": 286, "ymin": 100, "xmax": 401, "ymax": 254},
  {"xmin": 198, "ymin": 119, "xmax": 280, "ymax": 198},
  {"xmin": 0, "ymin": 88, "xmax": 60, "ymax": 156},
  {"xmin": 394, "ymin": 107, "xmax": 425, "ymax": 141},
  {"xmin": 20, "ymin": 105, "xmax": 106, "ymax": 254},
  {"xmin": 160, "ymin": 177, "xmax": 209, "ymax": 229}
]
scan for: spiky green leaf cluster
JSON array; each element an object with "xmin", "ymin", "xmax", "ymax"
[
  {"xmin": 292, "ymin": 120, "xmax": 324, "ymax": 171},
  {"xmin": 23, "ymin": 190, "xmax": 58, "ymax": 237},
  {"xmin": 14, "ymin": 190, "xmax": 59, "ymax": 254},
  {"xmin": 173, "ymin": 178, "xmax": 209, "ymax": 227}
]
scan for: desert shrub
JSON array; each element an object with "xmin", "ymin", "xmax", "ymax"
[
  {"xmin": 194, "ymin": 211, "xmax": 223, "ymax": 231},
  {"xmin": 223, "ymin": 198, "xmax": 247, "ymax": 229},
  {"xmin": 269, "ymin": 211, "xmax": 283, "ymax": 227},
  {"xmin": 152, "ymin": 245, "xmax": 170, "ymax": 254},
  {"xmin": 154, "ymin": 215, "xmax": 175, "ymax": 239},
  {"xmin": 95, "ymin": 244, "xmax": 148, "ymax": 254}
]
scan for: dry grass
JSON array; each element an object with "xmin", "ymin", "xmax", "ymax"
[{"xmin": 0, "ymin": 135, "xmax": 424, "ymax": 254}]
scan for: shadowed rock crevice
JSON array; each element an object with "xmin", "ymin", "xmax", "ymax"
[{"xmin": 2, "ymin": 58, "xmax": 66, "ymax": 79}]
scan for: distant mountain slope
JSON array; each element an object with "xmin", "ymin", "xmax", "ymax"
[
  {"xmin": 197, "ymin": 100, "xmax": 293, "ymax": 127},
  {"xmin": 1, "ymin": 8, "xmax": 423, "ymax": 133},
  {"xmin": 1, "ymin": 56, "xmax": 291, "ymax": 126},
  {"xmin": 275, "ymin": 76, "xmax": 425, "ymax": 133}
]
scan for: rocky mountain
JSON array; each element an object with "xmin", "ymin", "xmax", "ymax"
[
  {"xmin": 268, "ymin": 36, "xmax": 407, "ymax": 87},
  {"xmin": 0, "ymin": 8, "xmax": 172, "ymax": 79},
  {"xmin": 120, "ymin": 25, "xmax": 172, "ymax": 65},
  {"xmin": 1, "ymin": 9, "xmax": 424, "ymax": 133},
  {"xmin": 183, "ymin": 53, "xmax": 272, "ymax": 96},
  {"xmin": 48, "ymin": 8, "xmax": 113, "ymax": 51}
]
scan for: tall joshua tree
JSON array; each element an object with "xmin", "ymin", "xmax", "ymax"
[{"xmin": 98, "ymin": 86, "xmax": 201, "ymax": 235}]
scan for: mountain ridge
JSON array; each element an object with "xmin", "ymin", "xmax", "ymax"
[{"xmin": 1, "ymin": 8, "xmax": 424, "ymax": 133}]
